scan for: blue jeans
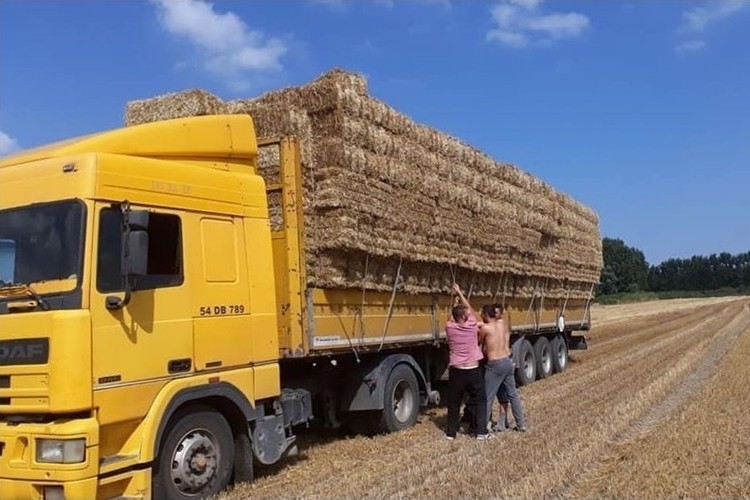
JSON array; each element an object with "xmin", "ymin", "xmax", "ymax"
[{"xmin": 484, "ymin": 357, "xmax": 526, "ymax": 429}]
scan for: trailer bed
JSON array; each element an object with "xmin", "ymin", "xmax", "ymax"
[{"xmin": 262, "ymin": 138, "xmax": 592, "ymax": 359}]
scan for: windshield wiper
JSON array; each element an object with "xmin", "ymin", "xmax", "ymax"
[{"xmin": 0, "ymin": 283, "xmax": 50, "ymax": 311}]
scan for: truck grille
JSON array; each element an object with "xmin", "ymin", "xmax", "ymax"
[{"xmin": 0, "ymin": 372, "xmax": 50, "ymax": 412}]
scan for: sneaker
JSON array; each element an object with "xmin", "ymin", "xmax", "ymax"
[
  {"xmin": 515, "ymin": 425, "xmax": 528, "ymax": 433},
  {"xmin": 476, "ymin": 433, "xmax": 493, "ymax": 441},
  {"xmin": 445, "ymin": 434, "xmax": 455, "ymax": 441}
]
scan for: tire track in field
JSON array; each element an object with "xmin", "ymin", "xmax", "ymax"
[
  {"xmin": 618, "ymin": 302, "xmax": 750, "ymax": 440},
  {"xmin": 489, "ymin": 301, "xmax": 747, "ymax": 499},
  {"xmin": 589, "ymin": 297, "xmax": 739, "ymax": 329},
  {"xmin": 524, "ymin": 302, "xmax": 737, "ymax": 410},
  {"xmin": 584, "ymin": 300, "xmax": 731, "ymax": 352},
  {"xmin": 559, "ymin": 300, "xmax": 750, "ymax": 499}
]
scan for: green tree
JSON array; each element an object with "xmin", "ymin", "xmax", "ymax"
[
  {"xmin": 598, "ymin": 238, "xmax": 649, "ymax": 295},
  {"xmin": 648, "ymin": 250, "xmax": 750, "ymax": 292}
]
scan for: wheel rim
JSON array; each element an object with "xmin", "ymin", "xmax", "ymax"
[
  {"xmin": 523, "ymin": 351, "xmax": 534, "ymax": 380},
  {"xmin": 557, "ymin": 343, "xmax": 568, "ymax": 369},
  {"xmin": 392, "ymin": 379, "xmax": 415, "ymax": 423},
  {"xmin": 541, "ymin": 346, "xmax": 552, "ymax": 374},
  {"xmin": 170, "ymin": 428, "xmax": 220, "ymax": 496}
]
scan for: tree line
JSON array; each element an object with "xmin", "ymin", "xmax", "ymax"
[{"xmin": 598, "ymin": 237, "xmax": 750, "ymax": 295}]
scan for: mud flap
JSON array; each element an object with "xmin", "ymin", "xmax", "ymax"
[{"xmin": 568, "ymin": 335, "xmax": 588, "ymax": 350}]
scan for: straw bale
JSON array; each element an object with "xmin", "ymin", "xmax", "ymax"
[
  {"xmin": 314, "ymin": 249, "xmax": 595, "ymax": 299},
  {"xmin": 123, "ymin": 69, "xmax": 603, "ymax": 300},
  {"xmin": 124, "ymin": 89, "xmax": 226, "ymax": 126}
]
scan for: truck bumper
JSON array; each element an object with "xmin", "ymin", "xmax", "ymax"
[
  {"xmin": 0, "ymin": 417, "xmax": 100, "ymax": 500},
  {"xmin": 0, "ymin": 477, "xmax": 98, "ymax": 500}
]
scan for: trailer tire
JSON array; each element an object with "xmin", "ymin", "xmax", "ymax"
[
  {"xmin": 551, "ymin": 333, "xmax": 569, "ymax": 373},
  {"xmin": 534, "ymin": 337, "xmax": 553, "ymax": 380},
  {"xmin": 378, "ymin": 364, "xmax": 420, "ymax": 433},
  {"xmin": 515, "ymin": 339, "xmax": 536, "ymax": 387},
  {"xmin": 153, "ymin": 407, "xmax": 235, "ymax": 500}
]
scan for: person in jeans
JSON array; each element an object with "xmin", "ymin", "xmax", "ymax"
[
  {"xmin": 480, "ymin": 303, "xmax": 527, "ymax": 433},
  {"xmin": 445, "ymin": 283, "xmax": 490, "ymax": 440}
]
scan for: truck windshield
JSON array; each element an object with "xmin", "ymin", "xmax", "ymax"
[{"xmin": 0, "ymin": 200, "xmax": 85, "ymax": 296}]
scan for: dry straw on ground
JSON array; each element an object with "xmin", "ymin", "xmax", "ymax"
[{"xmin": 125, "ymin": 69, "xmax": 603, "ymax": 299}]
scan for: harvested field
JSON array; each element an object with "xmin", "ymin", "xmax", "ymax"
[
  {"xmin": 218, "ymin": 296, "xmax": 750, "ymax": 500},
  {"xmin": 124, "ymin": 69, "xmax": 602, "ymax": 299}
]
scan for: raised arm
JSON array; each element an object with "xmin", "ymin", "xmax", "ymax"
[{"xmin": 452, "ymin": 283, "xmax": 475, "ymax": 317}]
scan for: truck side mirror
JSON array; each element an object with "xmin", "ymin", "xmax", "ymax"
[
  {"xmin": 126, "ymin": 229, "xmax": 149, "ymax": 277},
  {"xmin": 125, "ymin": 210, "xmax": 150, "ymax": 277},
  {"xmin": 106, "ymin": 205, "xmax": 150, "ymax": 310},
  {"xmin": 128, "ymin": 210, "xmax": 149, "ymax": 232}
]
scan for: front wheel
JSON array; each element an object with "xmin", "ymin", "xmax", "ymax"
[
  {"xmin": 153, "ymin": 407, "xmax": 235, "ymax": 500},
  {"xmin": 378, "ymin": 364, "xmax": 420, "ymax": 433}
]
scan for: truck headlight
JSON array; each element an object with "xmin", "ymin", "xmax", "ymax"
[{"xmin": 36, "ymin": 438, "xmax": 86, "ymax": 464}]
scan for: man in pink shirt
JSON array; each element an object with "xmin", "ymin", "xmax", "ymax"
[{"xmin": 445, "ymin": 283, "xmax": 490, "ymax": 440}]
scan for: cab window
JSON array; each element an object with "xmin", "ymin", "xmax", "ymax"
[{"xmin": 96, "ymin": 208, "xmax": 183, "ymax": 292}]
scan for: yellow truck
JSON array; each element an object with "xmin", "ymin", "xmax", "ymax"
[{"xmin": 0, "ymin": 115, "xmax": 592, "ymax": 500}]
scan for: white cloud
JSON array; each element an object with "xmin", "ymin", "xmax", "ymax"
[
  {"xmin": 0, "ymin": 130, "xmax": 19, "ymax": 156},
  {"xmin": 487, "ymin": 0, "xmax": 590, "ymax": 48},
  {"xmin": 676, "ymin": 40, "xmax": 707, "ymax": 53},
  {"xmin": 675, "ymin": 0, "xmax": 748, "ymax": 53},
  {"xmin": 151, "ymin": 0, "xmax": 287, "ymax": 90},
  {"xmin": 681, "ymin": 0, "xmax": 748, "ymax": 32}
]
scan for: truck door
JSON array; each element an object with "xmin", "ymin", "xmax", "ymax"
[{"xmin": 90, "ymin": 203, "xmax": 193, "ymax": 393}]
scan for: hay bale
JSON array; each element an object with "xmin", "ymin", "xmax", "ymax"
[
  {"xmin": 124, "ymin": 89, "xmax": 226, "ymax": 126},
  {"xmin": 124, "ymin": 68, "xmax": 603, "ymax": 299}
]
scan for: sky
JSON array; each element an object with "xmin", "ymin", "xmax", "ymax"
[{"xmin": 1, "ymin": 0, "xmax": 748, "ymax": 265}]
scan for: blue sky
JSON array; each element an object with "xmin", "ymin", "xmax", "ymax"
[{"xmin": 1, "ymin": 0, "xmax": 748, "ymax": 265}]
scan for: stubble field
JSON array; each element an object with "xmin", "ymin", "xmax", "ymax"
[{"xmin": 221, "ymin": 296, "xmax": 750, "ymax": 499}]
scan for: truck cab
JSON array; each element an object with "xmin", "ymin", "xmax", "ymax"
[{"xmin": 0, "ymin": 115, "xmax": 290, "ymax": 500}]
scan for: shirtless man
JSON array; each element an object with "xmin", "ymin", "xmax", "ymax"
[{"xmin": 479, "ymin": 303, "xmax": 527, "ymax": 432}]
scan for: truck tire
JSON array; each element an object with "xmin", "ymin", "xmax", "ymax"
[
  {"xmin": 153, "ymin": 407, "xmax": 235, "ymax": 500},
  {"xmin": 534, "ymin": 337, "xmax": 553, "ymax": 380},
  {"xmin": 378, "ymin": 364, "xmax": 420, "ymax": 433},
  {"xmin": 515, "ymin": 339, "xmax": 536, "ymax": 387},
  {"xmin": 551, "ymin": 333, "xmax": 568, "ymax": 373}
]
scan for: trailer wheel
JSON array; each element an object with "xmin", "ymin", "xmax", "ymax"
[
  {"xmin": 153, "ymin": 407, "xmax": 234, "ymax": 500},
  {"xmin": 515, "ymin": 339, "xmax": 536, "ymax": 387},
  {"xmin": 534, "ymin": 337, "xmax": 553, "ymax": 379},
  {"xmin": 551, "ymin": 333, "xmax": 568, "ymax": 373},
  {"xmin": 378, "ymin": 364, "xmax": 420, "ymax": 433}
]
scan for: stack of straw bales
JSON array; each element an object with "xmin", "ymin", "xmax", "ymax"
[{"xmin": 125, "ymin": 69, "xmax": 602, "ymax": 300}]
